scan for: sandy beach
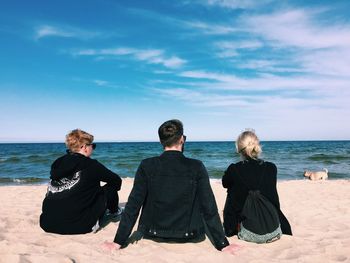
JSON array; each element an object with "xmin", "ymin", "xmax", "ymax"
[{"xmin": 0, "ymin": 179, "xmax": 349, "ymax": 263}]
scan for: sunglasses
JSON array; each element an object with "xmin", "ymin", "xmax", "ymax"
[
  {"xmin": 86, "ymin": 143, "xmax": 96, "ymax": 150},
  {"xmin": 183, "ymin": 135, "xmax": 187, "ymax": 142}
]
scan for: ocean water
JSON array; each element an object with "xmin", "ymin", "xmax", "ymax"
[{"xmin": 0, "ymin": 141, "xmax": 349, "ymax": 185}]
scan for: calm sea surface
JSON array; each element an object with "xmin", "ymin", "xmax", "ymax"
[{"xmin": 0, "ymin": 141, "xmax": 349, "ymax": 185}]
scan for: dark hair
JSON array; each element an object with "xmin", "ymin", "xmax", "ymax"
[{"xmin": 158, "ymin": 119, "xmax": 183, "ymax": 148}]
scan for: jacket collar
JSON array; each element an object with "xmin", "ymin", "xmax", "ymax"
[{"xmin": 161, "ymin": 150, "xmax": 184, "ymax": 157}]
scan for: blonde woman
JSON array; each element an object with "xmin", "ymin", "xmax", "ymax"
[
  {"xmin": 222, "ymin": 130, "xmax": 292, "ymax": 238},
  {"xmin": 40, "ymin": 129, "xmax": 122, "ymax": 234}
]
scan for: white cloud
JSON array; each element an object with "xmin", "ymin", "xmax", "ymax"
[
  {"xmin": 100, "ymin": 48, "xmax": 136, "ymax": 56},
  {"xmin": 198, "ymin": 0, "xmax": 274, "ymax": 10},
  {"xmin": 299, "ymin": 48, "xmax": 350, "ymax": 77},
  {"xmin": 153, "ymin": 70, "xmax": 173, "ymax": 74},
  {"xmin": 179, "ymin": 69, "xmax": 350, "ymax": 94},
  {"xmin": 35, "ymin": 25, "xmax": 101, "ymax": 40},
  {"xmin": 192, "ymin": 8, "xmax": 350, "ymax": 78},
  {"xmin": 156, "ymin": 66, "xmax": 348, "ymax": 123},
  {"xmin": 234, "ymin": 59, "xmax": 303, "ymax": 73},
  {"xmin": 36, "ymin": 25, "xmax": 73, "ymax": 39},
  {"xmin": 215, "ymin": 40, "xmax": 263, "ymax": 57},
  {"xmin": 151, "ymin": 7, "xmax": 350, "ymax": 124},
  {"xmin": 152, "ymin": 81, "xmax": 350, "ymax": 137},
  {"xmin": 180, "ymin": 70, "xmax": 243, "ymax": 83},
  {"xmin": 153, "ymin": 87, "xmax": 250, "ymax": 107},
  {"xmin": 235, "ymin": 8, "xmax": 350, "ymax": 78},
  {"xmin": 73, "ymin": 49, "xmax": 97, "ymax": 55},
  {"xmin": 217, "ymin": 40, "xmax": 263, "ymax": 50},
  {"xmin": 72, "ymin": 47, "xmax": 186, "ymax": 69},
  {"xmin": 134, "ymin": 49, "xmax": 163, "ymax": 60},
  {"xmin": 93, "ymin": 80, "xmax": 109, "ymax": 86},
  {"xmin": 216, "ymin": 50, "xmax": 239, "ymax": 58},
  {"xmin": 242, "ymin": 9, "xmax": 350, "ymax": 49},
  {"xmin": 184, "ymin": 21, "xmax": 237, "ymax": 35},
  {"xmin": 162, "ymin": 56, "xmax": 187, "ymax": 68}
]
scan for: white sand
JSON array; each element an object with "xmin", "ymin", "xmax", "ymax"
[{"xmin": 0, "ymin": 179, "xmax": 349, "ymax": 263}]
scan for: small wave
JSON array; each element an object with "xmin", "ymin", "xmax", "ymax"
[
  {"xmin": 307, "ymin": 154, "xmax": 350, "ymax": 162},
  {"xmin": 1, "ymin": 155, "xmax": 51, "ymax": 165},
  {"xmin": 26, "ymin": 155, "xmax": 50, "ymax": 163},
  {"xmin": 0, "ymin": 177, "xmax": 47, "ymax": 185},
  {"xmin": 189, "ymin": 149, "xmax": 205, "ymax": 153},
  {"xmin": 328, "ymin": 172, "xmax": 348, "ymax": 179},
  {"xmin": 3, "ymin": 157, "xmax": 21, "ymax": 163},
  {"xmin": 323, "ymin": 160, "xmax": 338, "ymax": 165}
]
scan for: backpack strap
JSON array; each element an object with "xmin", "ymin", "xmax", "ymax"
[{"xmin": 257, "ymin": 161, "xmax": 266, "ymax": 189}]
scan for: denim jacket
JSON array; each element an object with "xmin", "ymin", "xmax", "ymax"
[{"xmin": 114, "ymin": 150, "xmax": 229, "ymax": 250}]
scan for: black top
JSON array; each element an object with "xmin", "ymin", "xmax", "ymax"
[
  {"xmin": 40, "ymin": 152, "xmax": 122, "ymax": 234},
  {"xmin": 114, "ymin": 151, "xmax": 229, "ymax": 250},
  {"xmin": 222, "ymin": 158, "xmax": 292, "ymax": 236}
]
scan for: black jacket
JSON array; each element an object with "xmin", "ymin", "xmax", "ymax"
[
  {"xmin": 40, "ymin": 152, "xmax": 122, "ymax": 234},
  {"xmin": 222, "ymin": 158, "xmax": 292, "ymax": 236},
  {"xmin": 114, "ymin": 151, "xmax": 229, "ymax": 250}
]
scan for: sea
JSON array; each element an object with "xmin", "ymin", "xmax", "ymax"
[{"xmin": 0, "ymin": 141, "xmax": 349, "ymax": 185}]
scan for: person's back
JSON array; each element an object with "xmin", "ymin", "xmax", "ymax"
[
  {"xmin": 223, "ymin": 159, "xmax": 280, "ymax": 212},
  {"xmin": 135, "ymin": 150, "xmax": 216, "ymax": 241},
  {"xmin": 40, "ymin": 129, "xmax": 122, "ymax": 234},
  {"xmin": 106, "ymin": 119, "xmax": 239, "ymax": 253},
  {"xmin": 222, "ymin": 129, "xmax": 292, "ymax": 240}
]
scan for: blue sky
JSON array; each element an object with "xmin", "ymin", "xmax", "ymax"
[{"xmin": 1, "ymin": 0, "xmax": 350, "ymax": 142}]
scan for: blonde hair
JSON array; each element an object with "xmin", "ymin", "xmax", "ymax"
[
  {"xmin": 65, "ymin": 129, "xmax": 94, "ymax": 152},
  {"xmin": 235, "ymin": 129, "xmax": 262, "ymax": 159}
]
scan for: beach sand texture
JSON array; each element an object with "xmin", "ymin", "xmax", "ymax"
[{"xmin": 0, "ymin": 179, "xmax": 349, "ymax": 263}]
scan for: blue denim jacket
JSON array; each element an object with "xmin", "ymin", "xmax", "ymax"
[{"xmin": 114, "ymin": 150, "xmax": 229, "ymax": 250}]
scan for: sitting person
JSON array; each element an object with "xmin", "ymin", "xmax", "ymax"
[
  {"xmin": 40, "ymin": 129, "xmax": 122, "ymax": 234},
  {"xmin": 103, "ymin": 119, "xmax": 239, "ymax": 253},
  {"xmin": 222, "ymin": 129, "xmax": 292, "ymax": 239}
]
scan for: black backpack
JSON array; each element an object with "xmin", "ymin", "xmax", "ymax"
[{"xmin": 238, "ymin": 163, "xmax": 282, "ymax": 243}]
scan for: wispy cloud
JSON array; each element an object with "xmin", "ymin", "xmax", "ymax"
[
  {"xmin": 34, "ymin": 25, "xmax": 104, "ymax": 40},
  {"xmin": 179, "ymin": 70, "xmax": 349, "ymax": 93},
  {"xmin": 126, "ymin": 7, "xmax": 236, "ymax": 36},
  {"xmin": 72, "ymin": 47, "xmax": 186, "ymax": 69},
  {"xmin": 152, "ymin": 80, "xmax": 350, "ymax": 126},
  {"xmin": 238, "ymin": 8, "xmax": 350, "ymax": 78},
  {"xmin": 180, "ymin": 70, "xmax": 245, "ymax": 84},
  {"xmin": 144, "ymin": 65, "xmax": 347, "ymax": 119},
  {"xmin": 183, "ymin": 21, "xmax": 237, "ymax": 35},
  {"xmin": 242, "ymin": 9, "xmax": 350, "ymax": 49},
  {"xmin": 215, "ymin": 40, "xmax": 263, "ymax": 57},
  {"xmin": 153, "ymin": 87, "xmax": 251, "ymax": 107},
  {"xmin": 198, "ymin": 0, "xmax": 274, "ymax": 10},
  {"xmin": 184, "ymin": 7, "xmax": 350, "ymax": 78},
  {"xmin": 298, "ymin": 48, "xmax": 350, "ymax": 77},
  {"xmin": 236, "ymin": 59, "xmax": 303, "ymax": 73},
  {"xmin": 93, "ymin": 79, "xmax": 109, "ymax": 86}
]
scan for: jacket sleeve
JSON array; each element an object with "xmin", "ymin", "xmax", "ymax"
[
  {"xmin": 222, "ymin": 164, "xmax": 234, "ymax": 189},
  {"xmin": 222, "ymin": 164, "xmax": 242, "ymax": 237},
  {"xmin": 113, "ymin": 162, "xmax": 148, "ymax": 246},
  {"xmin": 197, "ymin": 162, "xmax": 229, "ymax": 250},
  {"xmin": 267, "ymin": 163, "xmax": 293, "ymax": 235},
  {"xmin": 265, "ymin": 163, "xmax": 280, "ymax": 209},
  {"xmin": 94, "ymin": 160, "xmax": 122, "ymax": 191}
]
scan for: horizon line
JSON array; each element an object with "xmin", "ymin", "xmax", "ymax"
[{"xmin": 1, "ymin": 139, "xmax": 350, "ymax": 144}]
